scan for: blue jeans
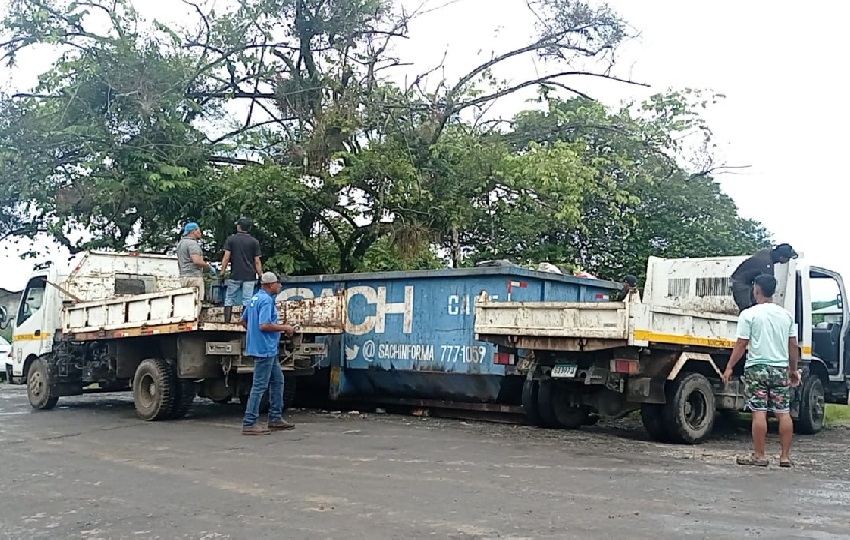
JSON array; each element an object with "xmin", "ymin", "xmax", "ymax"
[
  {"xmin": 242, "ymin": 356, "xmax": 284, "ymax": 427},
  {"xmin": 225, "ymin": 279, "xmax": 256, "ymax": 307}
]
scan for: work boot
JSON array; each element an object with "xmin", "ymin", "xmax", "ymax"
[
  {"xmin": 268, "ymin": 419, "xmax": 295, "ymax": 431},
  {"xmin": 242, "ymin": 424, "xmax": 271, "ymax": 436},
  {"xmin": 223, "ymin": 306, "xmax": 233, "ymax": 323}
]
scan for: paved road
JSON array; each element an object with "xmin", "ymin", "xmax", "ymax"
[{"xmin": 1, "ymin": 384, "xmax": 849, "ymax": 539}]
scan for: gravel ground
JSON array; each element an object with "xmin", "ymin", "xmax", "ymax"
[{"xmin": 1, "ymin": 383, "xmax": 849, "ymax": 539}]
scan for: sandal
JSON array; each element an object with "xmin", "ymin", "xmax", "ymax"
[
  {"xmin": 779, "ymin": 460, "xmax": 793, "ymax": 468},
  {"xmin": 736, "ymin": 455, "xmax": 769, "ymax": 467}
]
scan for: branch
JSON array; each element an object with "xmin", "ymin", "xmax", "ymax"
[
  {"xmin": 456, "ymin": 71, "xmax": 649, "ymax": 111},
  {"xmin": 208, "ymin": 155, "xmax": 261, "ymax": 166}
]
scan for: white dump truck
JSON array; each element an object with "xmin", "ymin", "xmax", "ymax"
[
  {"xmin": 474, "ymin": 256, "xmax": 849, "ymax": 444},
  {"xmin": 2, "ymin": 252, "xmax": 344, "ymax": 420}
]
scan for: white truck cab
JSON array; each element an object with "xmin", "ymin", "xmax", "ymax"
[{"xmin": 3, "ymin": 252, "xmax": 182, "ymax": 384}]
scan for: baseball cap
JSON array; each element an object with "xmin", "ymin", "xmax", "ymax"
[
  {"xmin": 183, "ymin": 222, "xmax": 199, "ymax": 236},
  {"xmin": 235, "ymin": 217, "xmax": 253, "ymax": 230},
  {"xmin": 260, "ymin": 272, "xmax": 280, "ymax": 284},
  {"xmin": 623, "ymin": 275, "xmax": 638, "ymax": 286},
  {"xmin": 774, "ymin": 243, "xmax": 798, "ymax": 259}
]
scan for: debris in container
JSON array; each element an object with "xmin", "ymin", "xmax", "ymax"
[
  {"xmin": 412, "ymin": 408, "xmax": 430, "ymax": 417},
  {"xmin": 375, "ymin": 408, "xmax": 387, "ymax": 414}
]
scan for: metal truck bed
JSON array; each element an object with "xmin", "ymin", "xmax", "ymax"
[
  {"xmin": 474, "ymin": 295, "xmax": 739, "ymax": 352},
  {"xmin": 61, "ymin": 288, "xmax": 345, "ymax": 340}
]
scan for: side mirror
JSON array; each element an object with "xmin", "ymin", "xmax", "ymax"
[{"xmin": 0, "ymin": 305, "xmax": 7, "ymax": 329}]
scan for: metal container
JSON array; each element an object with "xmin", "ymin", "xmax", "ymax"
[{"xmin": 280, "ymin": 267, "xmax": 618, "ymax": 407}]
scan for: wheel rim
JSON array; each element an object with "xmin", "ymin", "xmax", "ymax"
[
  {"xmin": 810, "ymin": 383, "xmax": 825, "ymax": 425},
  {"xmin": 29, "ymin": 370, "xmax": 44, "ymax": 398},
  {"xmin": 683, "ymin": 390, "xmax": 709, "ymax": 430},
  {"xmin": 137, "ymin": 373, "xmax": 157, "ymax": 409}
]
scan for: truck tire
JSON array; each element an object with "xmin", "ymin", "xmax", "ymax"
[
  {"xmin": 640, "ymin": 403, "xmax": 670, "ymax": 442},
  {"xmin": 795, "ymin": 375, "xmax": 825, "ymax": 435},
  {"xmin": 133, "ymin": 358, "xmax": 176, "ymax": 421},
  {"xmin": 522, "ymin": 379, "xmax": 544, "ymax": 426},
  {"xmin": 583, "ymin": 414, "xmax": 600, "ymax": 426},
  {"xmin": 662, "ymin": 372, "xmax": 716, "ymax": 444},
  {"xmin": 27, "ymin": 357, "xmax": 59, "ymax": 410},
  {"xmin": 536, "ymin": 379, "xmax": 564, "ymax": 429},
  {"xmin": 548, "ymin": 385, "xmax": 589, "ymax": 429},
  {"xmin": 169, "ymin": 379, "xmax": 197, "ymax": 420}
]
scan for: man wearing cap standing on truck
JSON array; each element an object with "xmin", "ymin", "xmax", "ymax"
[
  {"xmin": 730, "ymin": 243, "xmax": 798, "ymax": 313},
  {"xmin": 221, "ymin": 217, "xmax": 263, "ymax": 323},
  {"xmin": 616, "ymin": 275, "xmax": 639, "ymax": 302},
  {"xmin": 241, "ymin": 272, "xmax": 297, "ymax": 436},
  {"xmin": 177, "ymin": 222, "xmax": 215, "ymax": 301}
]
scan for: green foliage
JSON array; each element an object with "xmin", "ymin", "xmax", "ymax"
[{"xmin": 0, "ymin": 0, "xmax": 770, "ymax": 281}]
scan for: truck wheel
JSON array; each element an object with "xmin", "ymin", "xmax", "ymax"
[
  {"xmin": 169, "ymin": 379, "xmax": 197, "ymax": 420},
  {"xmin": 133, "ymin": 358, "xmax": 176, "ymax": 421},
  {"xmin": 522, "ymin": 379, "xmax": 544, "ymax": 426},
  {"xmin": 583, "ymin": 413, "xmax": 600, "ymax": 426},
  {"xmin": 795, "ymin": 375, "xmax": 825, "ymax": 435},
  {"xmin": 27, "ymin": 358, "xmax": 59, "ymax": 410},
  {"xmin": 640, "ymin": 403, "xmax": 670, "ymax": 442},
  {"xmin": 536, "ymin": 379, "xmax": 564, "ymax": 429},
  {"xmin": 663, "ymin": 372, "xmax": 716, "ymax": 444},
  {"xmin": 548, "ymin": 386, "xmax": 588, "ymax": 429},
  {"xmin": 283, "ymin": 375, "xmax": 297, "ymax": 411}
]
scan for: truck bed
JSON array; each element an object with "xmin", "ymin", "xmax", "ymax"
[
  {"xmin": 62, "ymin": 288, "xmax": 345, "ymax": 340},
  {"xmin": 474, "ymin": 297, "xmax": 739, "ymax": 352}
]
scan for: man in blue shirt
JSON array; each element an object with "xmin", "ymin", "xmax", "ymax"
[{"xmin": 240, "ymin": 272, "xmax": 296, "ymax": 435}]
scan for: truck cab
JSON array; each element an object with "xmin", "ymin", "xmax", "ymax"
[{"xmin": 5, "ymin": 267, "xmax": 62, "ymax": 383}]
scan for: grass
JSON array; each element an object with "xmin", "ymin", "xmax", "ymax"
[{"xmin": 825, "ymin": 404, "xmax": 850, "ymax": 426}]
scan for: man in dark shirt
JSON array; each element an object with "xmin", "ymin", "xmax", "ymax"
[
  {"xmin": 615, "ymin": 275, "xmax": 638, "ymax": 302},
  {"xmin": 730, "ymin": 243, "xmax": 797, "ymax": 313},
  {"xmin": 221, "ymin": 218, "xmax": 263, "ymax": 322}
]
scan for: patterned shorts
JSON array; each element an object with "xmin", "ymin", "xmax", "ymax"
[{"xmin": 742, "ymin": 364, "xmax": 791, "ymax": 413}]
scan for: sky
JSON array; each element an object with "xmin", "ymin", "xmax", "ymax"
[{"xmin": 0, "ymin": 0, "xmax": 846, "ymax": 300}]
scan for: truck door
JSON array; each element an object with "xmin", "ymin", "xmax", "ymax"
[{"xmin": 11, "ymin": 275, "xmax": 49, "ymax": 376}]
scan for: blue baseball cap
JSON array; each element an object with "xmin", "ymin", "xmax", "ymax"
[{"xmin": 183, "ymin": 222, "xmax": 200, "ymax": 236}]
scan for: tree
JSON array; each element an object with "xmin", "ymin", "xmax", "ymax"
[
  {"xmin": 506, "ymin": 90, "xmax": 770, "ymax": 280},
  {"xmin": 0, "ymin": 0, "xmax": 646, "ymax": 273}
]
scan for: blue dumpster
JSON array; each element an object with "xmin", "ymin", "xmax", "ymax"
[{"xmin": 278, "ymin": 267, "xmax": 618, "ymax": 406}]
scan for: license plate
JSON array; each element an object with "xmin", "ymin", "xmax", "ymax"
[{"xmin": 551, "ymin": 364, "xmax": 578, "ymax": 378}]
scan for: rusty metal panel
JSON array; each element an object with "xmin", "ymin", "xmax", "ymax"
[
  {"xmin": 62, "ymin": 252, "xmax": 183, "ymax": 301},
  {"xmin": 474, "ymin": 300, "xmax": 629, "ymax": 339},
  {"xmin": 62, "ymin": 288, "xmax": 200, "ymax": 337},
  {"xmin": 200, "ymin": 293, "xmax": 345, "ymax": 335},
  {"xmin": 643, "ymin": 255, "xmax": 796, "ymax": 316}
]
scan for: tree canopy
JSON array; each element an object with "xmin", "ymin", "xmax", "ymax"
[{"xmin": 0, "ymin": 0, "xmax": 769, "ymax": 279}]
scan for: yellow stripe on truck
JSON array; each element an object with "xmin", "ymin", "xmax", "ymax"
[
  {"xmin": 632, "ymin": 330, "xmax": 735, "ymax": 349},
  {"xmin": 13, "ymin": 333, "xmax": 52, "ymax": 342},
  {"xmin": 633, "ymin": 330, "xmax": 814, "ymax": 356}
]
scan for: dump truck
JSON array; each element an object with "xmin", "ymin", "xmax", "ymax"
[
  {"xmin": 474, "ymin": 256, "xmax": 849, "ymax": 444},
  {"xmin": 3, "ymin": 251, "xmax": 344, "ymax": 420}
]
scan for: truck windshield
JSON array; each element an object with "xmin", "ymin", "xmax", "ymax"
[{"xmin": 17, "ymin": 276, "xmax": 47, "ymax": 326}]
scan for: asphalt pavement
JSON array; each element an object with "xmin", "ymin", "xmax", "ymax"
[{"xmin": 1, "ymin": 384, "xmax": 849, "ymax": 539}]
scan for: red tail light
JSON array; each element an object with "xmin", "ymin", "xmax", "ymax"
[{"xmin": 610, "ymin": 359, "xmax": 639, "ymax": 374}]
